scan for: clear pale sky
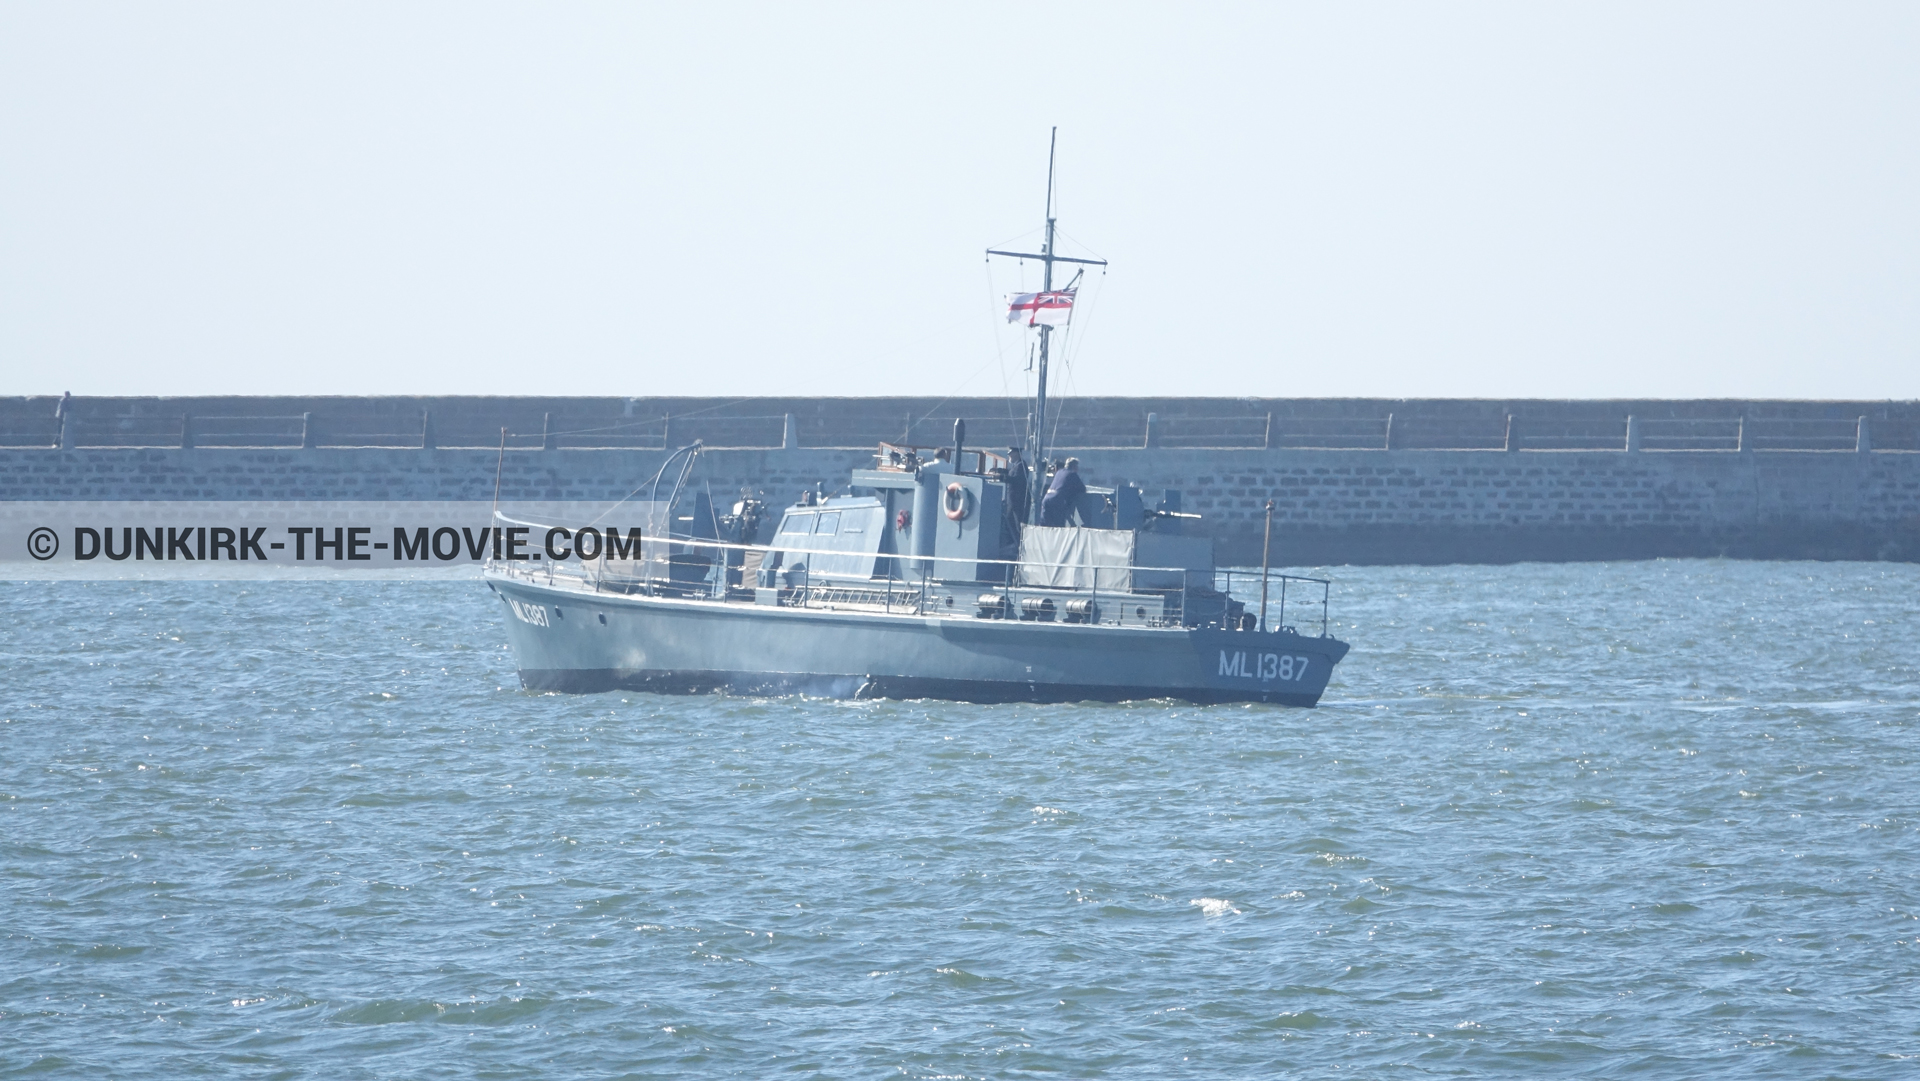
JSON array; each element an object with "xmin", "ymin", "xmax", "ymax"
[{"xmin": 3, "ymin": 3, "xmax": 1916, "ymax": 400}]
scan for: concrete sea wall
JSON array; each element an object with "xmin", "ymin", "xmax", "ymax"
[{"xmin": 5, "ymin": 433, "xmax": 1916, "ymax": 565}]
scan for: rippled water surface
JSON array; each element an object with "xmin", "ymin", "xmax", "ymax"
[{"xmin": 3, "ymin": 560, "xmax": 1918, "ymax": 1078}]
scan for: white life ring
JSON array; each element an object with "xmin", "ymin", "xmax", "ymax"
[{"xmin": 943, "ymin": 482, "xmax": 970, "ymax": 521}]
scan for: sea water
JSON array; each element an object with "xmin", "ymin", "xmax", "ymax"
[{"xmin": 2, "ymin": 560, "xmax": 1916, "ymax": 1078}]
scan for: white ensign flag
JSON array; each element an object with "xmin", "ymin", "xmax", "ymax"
[{"xmin": 1006, "ymin": 290, "xmax": 1075, "ymax": 328}]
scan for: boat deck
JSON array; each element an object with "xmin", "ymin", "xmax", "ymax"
[{"xmin": 486, "ymin": 554, "xmax": 1330, "ymax": 636}]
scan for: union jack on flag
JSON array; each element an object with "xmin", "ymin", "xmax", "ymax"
[{"xmin": 1005, "ymin": 289, "xmax": 1076, "ymax": 328}]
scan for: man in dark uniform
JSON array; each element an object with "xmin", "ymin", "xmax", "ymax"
[
  {"xmin": 996, "ymin": 447, "xmax": 1032, "ymax": 556},
  {"xmin": 1003, "ymin": 448, "xmax": 1030, "ymax": 523},
  {"xmin": 1040, "ymin": 457, "xmax": 1086, "ymax": 527}
]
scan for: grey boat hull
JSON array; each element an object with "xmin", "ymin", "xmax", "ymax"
[{"xmin": 488, "ymin": 576, "xmax": 1349, "ymax": 706}]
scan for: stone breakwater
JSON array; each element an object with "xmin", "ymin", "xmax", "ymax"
[
  {"xmin": 5, "ymin": 442, "xmax": 1916, "ymax": 565},
  {"xmin": 5, "ymin": 395, "xmax": 1917, "ymax": 564}
]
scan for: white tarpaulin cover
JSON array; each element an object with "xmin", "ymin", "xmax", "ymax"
[{"xmin": 1017, "ymin": 525, "xmax": 1132, "ymax": 591}]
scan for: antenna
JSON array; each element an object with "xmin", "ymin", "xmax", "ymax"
[
  {"xmin": 1045, "ymin": 126, "xmax": 1057, "ymax": 222},
  {"xmin": 986, "ymin": 127, "xmax": 1109, "ymax": 525}
]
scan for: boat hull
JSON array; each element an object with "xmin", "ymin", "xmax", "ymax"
[{"xmin": 488, "ymin": 576, "xmax": 1349, "ymax": 706}]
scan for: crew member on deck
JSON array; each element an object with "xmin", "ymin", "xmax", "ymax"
[
  {"xmin": 1040, "ymin": 457, "xmax": 1085, "ymax": 527},
  {"xmin": 1003, "ymin": 447, "xmax": 1030, "ymax": 521},
  {"xmin": 999, "ymin": 447, "xmax": 1031, "ymax": 550}
]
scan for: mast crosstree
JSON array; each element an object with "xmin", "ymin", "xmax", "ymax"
[{"xmin": 986, "ymin": 127, "xmax": 1108, "ymax": 525}]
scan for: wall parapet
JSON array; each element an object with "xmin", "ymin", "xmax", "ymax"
[{"xmin": 4, "ymin": 396, "xmax": 1916, "ymax": 454}]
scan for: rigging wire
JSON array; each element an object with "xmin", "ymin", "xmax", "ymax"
[
  {"xmin": 1050, "ymin": 226, "xmax": 1109, "ymax": 265},
  {"xmin": 1046, "ymin": 266, "xmax": 1107, "ymax": 454},
  {"xmin": 984, "ymin": 226, "xmax": 1045, "ymax": 253},
  {"xmin": 512, "ymin": 265, "xmax": 1103, "ymax": 459},
  {"xmin": 987, "ymin": 254, "xmax": 1042, "ymax": 443},
  {"xmin": 505, "ymin": 300, "xmax": 991, "ymax": 443},
  {"xmin": 984, "ymin": 258, "xmax": 1020, "ymax": 434}
]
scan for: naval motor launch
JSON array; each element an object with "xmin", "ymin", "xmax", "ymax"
[{"xmin": 484, "ymin": 132, "xmax": 1350, "ymax": 703}]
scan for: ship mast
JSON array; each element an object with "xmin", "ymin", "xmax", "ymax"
[{"xmin": 987, "ymin": 128, "xmax": 1108, "ymax": 524}]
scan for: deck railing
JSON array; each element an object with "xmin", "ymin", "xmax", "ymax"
[
  {"xmin": 1215, "ymin": 568, "xmax": 1332, "ymax": 638},
  {"xmin": 486, "ymin": 515, "xmax": 1334, "ymax": 636}
]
